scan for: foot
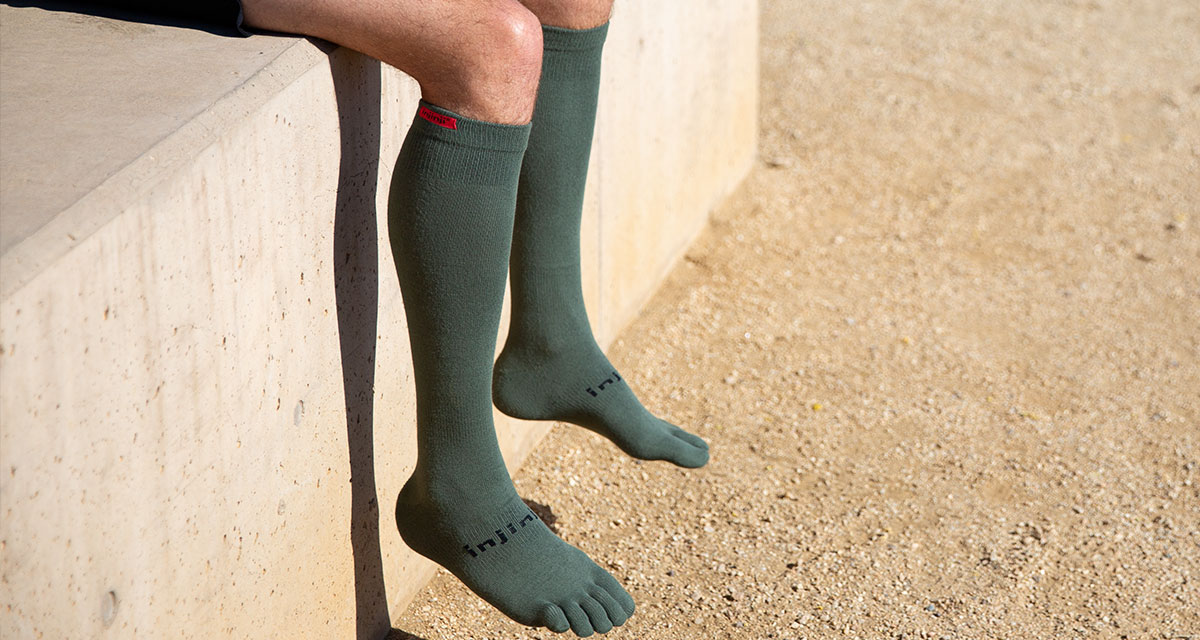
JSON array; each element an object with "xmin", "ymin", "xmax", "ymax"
[
  {"xmin": 492, "ymin": 340, "xmax": 710, "ymax": 468},
  {"xmin": 396, "ymin": 472, "xmax": 635, "ymax": 636}
]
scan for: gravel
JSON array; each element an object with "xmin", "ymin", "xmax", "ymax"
[{"xmin": 394, "ymin": 0, "xmax": 1199, "ymax": 637}]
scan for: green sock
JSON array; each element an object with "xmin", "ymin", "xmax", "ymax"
[
  {"xmin": 390, "ymin": 101, "xmax": 635, "ymax": 636},
  {"xmin": 493, "ymin": 24, "xmax": 709, "ymax": 469}
]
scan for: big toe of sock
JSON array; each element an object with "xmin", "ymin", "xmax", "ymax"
[
  {"xmin": 627, "ymin": 419, "xmax": 708, "ymax": 468},
  {"xmin": 667, "ymin": 424, "xmax": 710, "ymax": 468},
  {"xmin": 538, "ymin": 603, "xmax": 571, "ymax": 633}
]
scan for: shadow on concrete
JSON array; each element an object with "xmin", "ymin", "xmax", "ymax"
[
  {"xmin": 331, "ymin": 49, "xmax": 392, "ymax": 640},
  {"xmin": 1, "ymin": 1, "xmax": 250, "ymax": 37},
  {"xmin": 331, "ymin": 44, "xmax": 430, "ymax": 640}
]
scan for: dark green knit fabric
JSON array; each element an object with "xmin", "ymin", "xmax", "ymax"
[
  {"xmin": 493, "ymin": 24, "xmax": 709, "ymax": 469},
  {"xmin": 390, "ymin": 101, "xmax": 634, "ymax": 636}
]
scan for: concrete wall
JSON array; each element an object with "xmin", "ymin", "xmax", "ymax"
[{"xmin": 0, "ymin": 2, "xmax": 757, "ymax": 638}]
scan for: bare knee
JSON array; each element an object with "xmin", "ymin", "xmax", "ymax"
[
  {"xmin": 418, "ymin": 4, "xmax": 544, "ymax": 124},
  {"xmin": 243, "ymin": 0, "xmax": 544, "ymax": 125},
  {"xmin": 519, "ymin": 0, "xmax": 614, "ymax": 29}
]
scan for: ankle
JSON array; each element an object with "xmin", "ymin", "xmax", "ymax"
[
  {"xmin": 401, "ymin": 460, "xmax": 514, "ymax": 511},
  {"xmin": 502, "ymin": 323, "xmax": 598, "ymax": 360}
]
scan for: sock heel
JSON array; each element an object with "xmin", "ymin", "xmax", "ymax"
[
  {"xmin": 492, "ymin": 349, "xmax": 557, "ymax": 420},
  {"xmin": 394, "ymin": 476, "xmax": 441, "ymax": 561}
]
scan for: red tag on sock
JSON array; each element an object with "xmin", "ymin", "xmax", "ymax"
[{"xmin": 419, "ymin": 106, "xmax": 458, "ymax": 130}]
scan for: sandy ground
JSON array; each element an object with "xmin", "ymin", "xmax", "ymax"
[{"xmin": 393, "ymin": 0, "xmax": 1199, "ymax": 637}]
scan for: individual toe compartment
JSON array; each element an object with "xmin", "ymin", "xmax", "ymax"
[
  {"xmin": 588, "ymin": 585, "xmax": 629, "ymax": 627},
  {"xmin": 664, "ymin": 427, "xmax": 710, "ymax": 467},
  {"xmin": 669, "ymin": 424, "xmax": 709, "ymax": 451},
  {"xmin": 578, "ymin": 595, "xmax": 613, "ymax": 634},
  {"xmin": 561, "ymin": 600, "xmax": 595, "ymax": 637},
  {"xmin": 537, "ymin": 602, "xmax": 570, "ymax": 633},
  {"xmin": 593, "ymin": 567, "xmax": 636, "ymax": 619}
]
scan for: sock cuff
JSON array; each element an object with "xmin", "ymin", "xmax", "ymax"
[
  {"xmin": 541, "ymin": 22, "xmax": 609, "ymax": 52},
  {"xmin": 410, "ymin": 100, "xmax": 531, "ymax": 153}
]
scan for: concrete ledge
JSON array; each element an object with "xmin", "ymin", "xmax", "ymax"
[{"xmin": 0, "ymin": 3, "xmax": 757, "ymax": 638}]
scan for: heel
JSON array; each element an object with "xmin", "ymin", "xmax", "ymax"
[
  {"xmin": 395, "ymin": 474, "xmax": 437, "ymax": 559},
  {"xmin": 491, "ymin": 349, "xmax": 552, "ymax": 420}
]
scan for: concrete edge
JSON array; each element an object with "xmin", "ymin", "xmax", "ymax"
[{"xmin": 0, "ymin": 35, "xmax": 329, "ymax": 300}]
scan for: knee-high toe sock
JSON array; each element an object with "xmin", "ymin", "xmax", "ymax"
[
  {"xmin": 390, "ymin": 101, "xmax": 634, "ymax": 636},
  {"xmin": 492, "ymin": 24, "xmax": 709, "ymax": 469}
]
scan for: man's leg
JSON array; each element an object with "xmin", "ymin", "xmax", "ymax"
[
  {"xmin": 242, "ymin": 1, "xmax": 634, "ymax": 635},
  {"xmin": 492, "ymin": 1, "xmax": 711, "ymax": 468},
  {"xmin": 242, "ymin": 0, "xmax": 543, "ymax": 123}
]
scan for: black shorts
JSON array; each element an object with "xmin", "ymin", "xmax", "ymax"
[{"xmin": 39, "ymin": 1, "xmax": 251, "ymax": 37}]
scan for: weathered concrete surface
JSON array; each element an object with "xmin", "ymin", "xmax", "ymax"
[
  {"xmin": 595, "ymin": 1, "xmax": 759, "ymax": 342},
  {"xmin": 0, "ymin": 6, "xmax": 302, "ymax": 284},
  {"xmin": 0, "ymin": 2, "xmax": 757, "ymax": 639}
]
